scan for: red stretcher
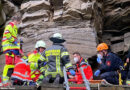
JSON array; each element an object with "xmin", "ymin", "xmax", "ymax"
[{"xmin": 63, "ymin": 66, "xmax": 91, "ymax": 90}]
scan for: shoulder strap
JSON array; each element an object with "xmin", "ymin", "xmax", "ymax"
[{"xmin": 80, "ymin": 58, "xmax": 89, "ymax": 66}]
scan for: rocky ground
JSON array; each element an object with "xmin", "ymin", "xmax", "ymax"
[{"xmin": 0, "ymin": 0, "xmax": 130, "ymax": 74}]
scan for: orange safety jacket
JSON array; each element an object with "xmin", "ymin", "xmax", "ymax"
[
  {"xmin": 75, "ymin": 57, "xmax": 93, "ymax": 84},
  {"xmin": 11, "ymin": 58, "xmax": 32, "ymax": 82}
]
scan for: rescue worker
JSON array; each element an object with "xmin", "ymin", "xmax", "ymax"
[
  {"xmin": 2, "ymin": 16, "xmax": 21, "ymax": 84},
  {"xmin": 39, "ymin": 33, "xmax": 75, "ymax": 84},
  {"xmin": 28, "ymin": 40, "xmax": 47, "ymax": 85},
  {"xmin": 72, "ymin": 52, "xmax": 93, "ymax": 84},
  {"xmin": 94, "ymin": 43, "xmax": 124, "ymax": 85}
]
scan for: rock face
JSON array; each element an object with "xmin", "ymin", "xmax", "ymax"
[
  {"xmin": 0, "ymin": 0, "xmax": 6, "ymax": 26},
  {"xmin": 103, "ymin": 0, "xmax": 130, "ymax": 55},
  {"xmin": 20, "ymin": 0, "xmax": 102, "ymax": 59},
  {"xmin": 2, "ymin": 0, "xmax": 19, "ymax": 18}
]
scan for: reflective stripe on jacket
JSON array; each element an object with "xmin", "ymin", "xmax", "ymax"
[
  {"xmin": 11, "ymin": 58, "xmax": 32, "ymax": 82},
  {"xmin": 28, "ymin": 50, "xmax": 44, "ymax": 80},
  {"xmin": 75, "ymin": 57, "xmax": 93, "ymax": 83},
  {"xmin": 28, "ymin": 50, "xmax": 40, "ymax": 71},
  {"xmin": 2, "ymin": 22, "xmax": 20, "ymax": 52}
]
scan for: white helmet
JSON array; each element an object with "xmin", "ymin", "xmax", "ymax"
[
  {"xmin": 35, "ymin": 40, "xmax": 46, "ymax": 48},
  {"xmin": 52, "ymin": 33, "xmax": 63, "ymax": 39},
  {"xmin": 50, "ymin": 33, "xmax": 65, "ymax": 43}
]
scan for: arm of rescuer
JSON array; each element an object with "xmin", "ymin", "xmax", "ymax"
[
  {"xmin": 37, "ymin": 52, "xmax": 47, "ymax": 75},
  {"xmin": 28, "ymin": 53, "xmax": 38, "ymax": 71},
  {"xmin": 61, "ymin": 47, "xmax": 75, "ymax": 76},
  {"xmin": 95, "ymin": 53, "xmax": 123, "ymax": 77},
  {"xmin": 80, "ymin": 60, "xmax": 93, "ymax": 80},
  {"xmin": 99, "ymin": 53, "xmax": 123, "ymax": 72},
  {"xmin": 3, "ymin": 25, "xmax": 17, "ymax": 43}
]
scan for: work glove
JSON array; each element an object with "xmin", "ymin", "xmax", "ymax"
[
  {"xmin": 43, "ymin": 62, "xmax": 47, "ymax": 66},
  {"xmin": 29, "ymin": 81, "xmax": 36, "ymax": 86},
  {"xmin": 69, "ymin": 69, "xmax": 75, "ymax": 76},
  {"xmin": 97, "ymin": 54, "xmax": 102, "ymax": 64},
  {"xmin": 14, "ymin": 40, "xmax": 18, "ymax": 45},
  {"xmin": 38, "ymin": 60, "xmax": 47, "ymax": 69},
  {"xmin": 97, "ymin": 58, "xmax": 102, "ymax": 64},
  {"xmin": 94, "ymin": 70, "xmax": 100, "ymax": 77}
]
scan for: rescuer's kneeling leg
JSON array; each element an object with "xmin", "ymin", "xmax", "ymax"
[{"xmin": 2, "ymin": 65, "xmax": 14, "ymax": 84}]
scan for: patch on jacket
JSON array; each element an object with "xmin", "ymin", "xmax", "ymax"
[{"xmin": 106, "ymin": 61, "xmax": 111, "ymax": 66}]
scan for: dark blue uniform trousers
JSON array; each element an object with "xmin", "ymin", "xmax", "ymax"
[{"xmin": 100, "ymin": 71, "xmax": 119, "ymax": 84}]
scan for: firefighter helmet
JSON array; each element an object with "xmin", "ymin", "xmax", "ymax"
[{"xmin": 35, "ymin": 40, "xmax": 46, "ymax": 48}]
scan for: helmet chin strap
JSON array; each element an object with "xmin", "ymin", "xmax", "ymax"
[
  {"xmin": 102, "ymin": 50, "xmax": 107, "ymax": 57},
  {"xmin": 37, "ymin": 48, "xmax": 40, "ymax": 52}
]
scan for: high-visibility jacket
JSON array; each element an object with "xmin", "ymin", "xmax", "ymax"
[
  {"xmin": 75, "ymin": 57, "xmax": 93, "ymax": 84},
  {"xmin": 2, "ymin": 22, "xmax": 20, "ymax": 53},
  {"xmin": 28, "ymin": 50, "xmax": 40, "ymax": 71},
  {"xmin": 11, "ymin": 58, "xmax": 32, "ymax": 82},
  {"xmin": 28, "ymin": 50, "xmax": 44, "ymax": 81},
  {"xmin": 39, "ymin": 43, "xmax": 73, "ymax": 78}
]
